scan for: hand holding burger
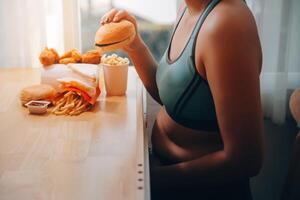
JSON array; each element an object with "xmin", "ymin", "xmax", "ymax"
[
  {"xmin": 99, "ymin": 8, "xmax": 160, "ymax": 104},
  {"xmin": 97, "ymin": 9, "xmax": 143, "ymax": 53},
  {"xmin": 95, "ymin": 20, "xmax": 136, "ymax": 53}
]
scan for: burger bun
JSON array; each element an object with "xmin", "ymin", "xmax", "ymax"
[
  {"xmin": 20, "ymin": 84, "xmax": 57, "ymax": 106},
  {"xmin": 95, "ymin": 20, "xmax": 136, "ymax": 53}
]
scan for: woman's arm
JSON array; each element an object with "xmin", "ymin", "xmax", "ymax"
[
  {"xmin": 126, "ymin": 37, "xmax": 162, "ymax": 104},
  {"xmin": 151, "ymin": 6, "xmax": 264, "ymax": 189},
  {"xmin": 101, "ymin": 9, "xmax": 162, "ymax": 104}
]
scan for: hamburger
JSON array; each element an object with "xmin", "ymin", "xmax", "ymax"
[
  {"xmin": 20, "ymin": 84, "xmax": 57, "ymax": 106},
  {"xmin": 82, "ymin": 50, "xmax": 101, "ymax": 64},
  {"xmin": 94, "ymin": 20, "xmax": 136, "ymax": 53}
]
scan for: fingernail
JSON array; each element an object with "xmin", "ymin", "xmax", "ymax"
[{"xmin": 113, "ymin": 17, "xmax": 118, "ymax": 22}]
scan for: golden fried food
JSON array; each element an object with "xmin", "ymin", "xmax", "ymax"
[
  {"xmin": 82, "ymin": 50, "xmax": 101, "ymax": 64},
  {"xmin": 49, "ymin": 48, "xmax": 60, "ymax": 62},
  {"xmin": 71, "ymin": 50, "xmax": 82, "ymax": 62},
  {"xmin": 60, "ymin": 48, "xmax": 82, "ymax": 62},
  {"xmin": 59, "ymin": 57, "xmax": 77, "ymax": 64},
  {"xmin": 60, "ymin": 49, "xmax": 75, "ymax": 59},
  {"xmin": 39, "ymin": 47, "xmax": 57, "ymax": 66},
  {"xmin": 52, "ymin": 91, "xmax": 91, "ymax": 116}
]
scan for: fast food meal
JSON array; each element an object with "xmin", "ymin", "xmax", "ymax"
[
  {"xmin": 21, "ymin": 64, "xmax": 100, "ymax": 116},
  {"xmin": 39, "ymin": 47, "xmax": 101, "ymax": 66},
  {"xmin": 68, "ymin": 63, "xmax": 98, "ymax": 82},
  {"xmin": 95, "ymin": 20, "xmax": 136, "ymax": 53},
  {"xmin": 82, "ymin": 50, "xmax": 101, "ymax": 64},
  {"xmin": 20, "ymin": 84, "xmax": 57, "ymax": 106},
  {"xmin": 59, "ymin": 57, "xmax": 77, "ymax": 64},
  {"xmin": 39, "ymin": 47, "xmax": 60, "ymax": 66},
  {"xmin": 39, "ymin": 63, "xmax": 100, "ymax": 115},
  {"xmin": 101, "ymin": 54, "xmax": 129, "ymax": 96},
  {"xmin": 50, "ymin": 67, "xmax": 100, "ymax": 115},
  {"xmin": 22, "ymin": 47, "xmax": 102, "ymax": 115},
  {"xmin": 59, "ymin": 48, "xmax": 82, "ymax": 63},
  {"xmin": 25, "ymin": 100, "xmax": 51, "ymax": 115},
  {"xmin": 101, "ymin": 53, "xmax": 129, "ymax": 66},
  {"xmin": 57, "ymin": 76, "xmax": 100, "ymax": 105},
  {"xmin": 51, "ymin": 91, "xmax": 91, "ymax": 116}
]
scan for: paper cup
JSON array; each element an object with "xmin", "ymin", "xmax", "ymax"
[{"xmin": 102, "ymin": 63, "xmax": 128, "ymax": 96}]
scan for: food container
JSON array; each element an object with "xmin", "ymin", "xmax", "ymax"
[
  {"xmin": 25, "ymin": 100, "xmax": 51, "ymax": 115},
  {"xmin": 102, "ymin": 63, "xmax": 128, "ymax": 96},
  {"xmin": 101, "ymin": 54, "xmax": 129, "ymax": 96}
]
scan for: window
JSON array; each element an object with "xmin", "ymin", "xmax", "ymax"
[
  {"xmin": 80, "ymin": 0, "xmax": 180, "ymax": 60},
  {"xmin": 247, "ymin": 0, "xmax": 300, "ymax": 123}
]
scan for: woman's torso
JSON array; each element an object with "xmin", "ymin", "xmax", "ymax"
[
  {"xmin": 152, "ymin": 0, "xmax": 253, "ymax": 164},
  {"xmin": 153, "ymin": 0, "xmax": 222, "ymax": 164}
]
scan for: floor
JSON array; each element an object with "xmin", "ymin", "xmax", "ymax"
[{"xmin": 145, "ymin": 94, "xmax": 298, "ymax": 200}]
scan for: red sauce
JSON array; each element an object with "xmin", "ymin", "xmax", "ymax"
[{"xmin": 28, "ymin": 102, "xmax": 47, "ymax": 106}]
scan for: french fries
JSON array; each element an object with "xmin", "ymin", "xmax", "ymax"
[
  {"xmin": 51, "ymin": 91, "xmax": 91, "ymax": 116},
  {"xmin": 101, "ymin": 53, "xmax": 129, "ymax": 65}
]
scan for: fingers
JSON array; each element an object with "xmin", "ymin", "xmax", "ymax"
[
  {"xmin": 100, "ymin": 8, "xmax": 139, "ymax": 50},
  {"xmin": 112, "ymin": 10, "xmax": 128, "ymax": 22},
  {"xmin": 113, "ymin": 10, "xmax": 136, "ymax": 24},
  {"xmin": 100, "ymin": 9, "xmax": 137, "ymax": 28},
  {"xmin": 100, "ymin": 8, "xmax": 118, "ymax": 24}
]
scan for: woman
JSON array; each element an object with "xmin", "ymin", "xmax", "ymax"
[{"xmin": 101, "ymin": 0, "xmax": 264, "ymax": 199}]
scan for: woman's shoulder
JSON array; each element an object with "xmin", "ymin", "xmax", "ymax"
[
  {"xmin": 195, "ymin": 0, "xmax": 262, "ymax": 77},
  {"xmin": 202, "ymin": 1, "xmax": 258, "ymax": 38}
]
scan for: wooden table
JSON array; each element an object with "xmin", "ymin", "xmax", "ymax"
[{"xmin": 0, "ymin": 68, "xmax": 150, "ymax": 200}]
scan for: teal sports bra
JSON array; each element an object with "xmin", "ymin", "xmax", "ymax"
[{"xmin": 156, "ymin": 0, "xmax": 221, "ymax": 132}]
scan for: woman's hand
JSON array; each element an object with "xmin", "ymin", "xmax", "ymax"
[
  {"xmin": 100, "ymin": 8, "xmax": 143, "ymax": 53},
  {"xmin": 100, "ymin": 9, "xmax": 162, "ymax": 104}
]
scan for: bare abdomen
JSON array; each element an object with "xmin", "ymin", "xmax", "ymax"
[{"xmin": 151, "ymin": 107, "xmax": 223, "ymax": 164}]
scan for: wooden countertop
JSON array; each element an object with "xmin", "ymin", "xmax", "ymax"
[{"xmin": 0, "ymin": 67, "xmax": 149, "ymax": 200}]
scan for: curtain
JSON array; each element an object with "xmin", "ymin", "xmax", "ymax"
[
  {"xmin": 246, "ymin": 0, "xmax": 300, "ymax": 124},
  {"xmin": 0, "ymin": 0, "xmax": 47, "ymax": 68},
  {"xmin": 0, "ymin": 0, "xmax": 80, "ymax": 68}
]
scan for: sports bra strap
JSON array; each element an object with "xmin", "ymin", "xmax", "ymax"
[
  {"xmin": 173, "ymin": 7, "xmax": 187, "ymax": 34},
  {"xmin": 190, "ymin": 0, "xmax": 221, "ymax": 56},
  {"xmin": 167, "ymin": 0, "xmax": 221, "ymax": 62},
  {"xmin": 191, "ymin": 0, "xmax": 221, "ymax": 40}
]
